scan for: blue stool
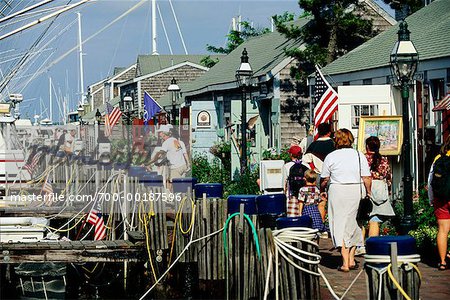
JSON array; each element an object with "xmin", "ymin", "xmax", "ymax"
[
  {"xmin": 227, "ymin": 195, "xmax": 258, "ymax": 215},
  {"xmin": 256, "ymin": 194, "xmax": 286, "ymax": 215},
  {"xmin": 276, "ymin": 216, "xmax": 312, "ymax": 229},
  {"xmin": 172, "ymin": 177, "xmax": 197, "ymax": 193},
  {"xmin": 139, "ymin": 174, "xmax": 164, "ymax": 187},
  {"xmin": 195, "ymin": 183, "xmax": 223, "ymax": 199},
  {"xmin": 129, "ymin": 166, "xmax": 146, "ymax": 177},
  {"xmin": 366, "ymin": 235, "xmax": 417, "ymax": 256}
]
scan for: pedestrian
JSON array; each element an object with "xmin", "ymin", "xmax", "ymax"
[
  {"xmin": 427, "ymin": 135, "xmax": 450, "ymax": 271},
  {"xmin": 298, "ymin": 169, "xmax": 327, "ymax": 232},
  {"xmin": 365, "ymin": 136, "xmax": 395, "ymax": 237},
  {"xmin": 285, "ymin": 145, "xmax": 308, "ymax": 217},
  {"xmin": 148, "ymin": 124, "xmax": 190, "ymax": 189},
  {"xmin": 303, "ymin": 122, "xmax": 336, "ymax": 221},
  {"xmin": 320, "ymin": 128, "xmax": 372, "ymax": 272}
]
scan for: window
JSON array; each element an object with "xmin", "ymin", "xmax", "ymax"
[
  {"xmin": 351, "ymin": 105, "xmax": 378, "ymax": 129},
  {"xmin": 363, "ymin": 78, "xmax": 372, "ymax": 85}
]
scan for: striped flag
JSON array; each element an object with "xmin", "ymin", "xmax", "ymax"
[
  {"xmin": 313, "ymin": 65, "xmax": 338, "ymax": 138},
  {"xmin": 42, "ymin": 175, "xmax": 54, "ymax": 206},
  {"xmin": 104, "ymin": 102, "xmax": 122, "ymax": 137},
  {"xmin": 24, "ymin": 151, "xmax": 42, "ymax": 175},
  {"xmin": 87, "ymin": 202, "xmax": 107, "ymax": 240}
]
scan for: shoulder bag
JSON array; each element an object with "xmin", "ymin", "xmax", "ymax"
[{"xmin": 356, "ymin": 150, "xmax": 373, "ymax": 224}]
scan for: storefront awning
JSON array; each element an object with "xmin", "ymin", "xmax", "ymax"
[{"xmin": 433, "ymin": 93, "xmax": 450, "ymax": 111}]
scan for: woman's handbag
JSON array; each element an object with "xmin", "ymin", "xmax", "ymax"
[
  {"xmin": 357, "ymin": 195, "xmax": 373, "ymax": 223},
  {"xmin": 356, "ymin": 151, "xmax": 373, "ymax": 224}
]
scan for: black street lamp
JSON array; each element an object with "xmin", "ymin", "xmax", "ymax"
[
  {"xmin": 77, "ymin": 104, "xmax": 85, "ymax": 125},
  {"xmin": 122, "ymin": 94, "xmax": 133, "ymax": 165},
  {"xmin": 390, "ymin": 20, "xmax": 419, "ymax": 234},
  {"xmin": 95, "ymin": 108, "xmax": 102, "ymax": 125},
  {"xmin": 236, "ymin": 48, "xmax": 253, "ymax": 173},
  {"xmin": 167, "ymin": 77, "xmax": 180, "ymax": 126}
]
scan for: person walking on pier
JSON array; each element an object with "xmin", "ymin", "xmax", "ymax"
[
  {"xmin": 320, "ymin": 128, "xmax": 371, "ymax": 272},
  {"xmin": 149, "ymin": 125, "xmax": 190, "ymax": 189},
  {"xmin": 427, "ymin": 135, "xmax": 450, "ymax": 270},
  {"xmin": 303, "ymin": 122, "xmax": 335, "ymax": 221},
  {"xmin": 364, "ymin": 136, "xmax": 395, "ymax": 237}
]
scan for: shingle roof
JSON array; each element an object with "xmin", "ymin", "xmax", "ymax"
[
  {"xmin": 181, "ymin": 17, "xmax": 311, "ymax": 96},
  {"xmin": 113, "ymin": 67, "xmax": 126, "ymax": 76},
  {"xmin": 137, "ymin": 54, "xmax": 223, "ymax": 76},
  {"xmin": 322, "ymin": 0, "xmax": 450, "ymax": 76}
]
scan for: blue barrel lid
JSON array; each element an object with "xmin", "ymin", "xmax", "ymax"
[
  {"xmin": 256, "ymin": 194, "xmax": 286, "ymax": 215},
  {"xmin": 276, "ymin": 216, "xmax": 312, "ymax": 229},
  {"xmin": 227, "ymin": 195, "xmax": 258, "ymax": 215},
  {"xmin": 172, "ymin": 177, "xmax": 197, "ymax": 193},
  {"xmin": 129, "ymin": 166, "xmax": 146, "ymax": 177},
  {"xmin": 195, "ymin": 183, "xmax": 223, "ymax": 199},
  {"xmin": 55, "ymin": 151, "xmax": 66, "ymax": 158},
  {"xmin": 366, "ymin": 235, "xmax": 417, "ymax": 256}
]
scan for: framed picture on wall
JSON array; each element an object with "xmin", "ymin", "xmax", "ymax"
[{"xmin": 357, "ymin": 116, "xmax": 403, "ymax": 155}]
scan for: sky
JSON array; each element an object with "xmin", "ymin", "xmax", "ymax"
[{"xmin": 0, "ymin": 0, "xmax": 393, "ymax": 122}]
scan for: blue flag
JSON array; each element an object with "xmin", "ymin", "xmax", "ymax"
[{"xmin": 143, "ymin": 91, "xmax": 161, "ymax": 125}]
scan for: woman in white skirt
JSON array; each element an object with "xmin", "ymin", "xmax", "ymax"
[{"xmin": 320, "ymin": 128, "xmax": 372, "ymax": 272}]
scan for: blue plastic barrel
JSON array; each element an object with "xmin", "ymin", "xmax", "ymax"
[
  {"xmin": 99, "ymin": 162, "xmax": 113, "ymax": 170},
  {"xmin": 129, "ymin": 166, "xmax": 146, "ymax": 177},
  {"xmin": 114, "ymin": 162, "xmax": 129, "ymax": 170},
  {"xmin": 256, "ymin": 194, "xmax": 286, "ymax": 215},
  {"xmin": 227, "ymin": 195, "xmax": 258, "ymax": 215},
  {"xmin": 276, "ymin": 216, "xmax": 312, "ymax": 229},
  {"xmin": 194, "ymin": 183, "xmax": 223, "ymax": 199},
  {"xmin": 172, "ymin": 177, "xmax": 197, "ymax": 193},
  {"xmin": 366, "ymin": 235, "xmax": 417, "ymax": 256},
  {"xmin": 55, "ymin": 151, "xmax": 66, "ymax": 158},
  {"xmin": 139, "ymin": 173, "xmax": 164, "ymax": 187}
]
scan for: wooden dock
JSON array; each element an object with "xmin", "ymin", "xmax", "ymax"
[{"xmin": 0, "ymin": 240, "xmax": 145, "ymax": 263}]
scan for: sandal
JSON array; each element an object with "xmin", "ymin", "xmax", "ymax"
[
  {"xmin": 337, "ymin": 266, "xmax": 350, "ymax": 272},
  {"xmin": 349, "ymin": 262, "xmax": 359, "ymax": 270},
  {"xmin": 438, "ymin": 263, "xmax": 447, "ymax": 271}
]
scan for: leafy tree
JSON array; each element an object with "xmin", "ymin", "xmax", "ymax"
[
  {"xmin": 207, "ymin": 21, "xmax": 270, "ymax": 54},
  {"xmin": 273, "ymin": 0, "xmax": 377, "ymax": 96},
  {"xmin": 200, "ymin": 20, "xmax": 273, "ymax": 68},
  {"xmin": 382, "ymin": 0, "xmax": 424, "ymax": 15}
]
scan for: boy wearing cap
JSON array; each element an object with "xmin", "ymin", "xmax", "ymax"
[{"xmin": 285, "ymin": 145, "xmax": 308, "ymax": 216}]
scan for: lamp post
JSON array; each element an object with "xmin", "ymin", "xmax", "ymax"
[
  {"xmin": 122, "ymin": 94, "xmax": 133, "ymax": 165},
  {"xmin": 236, "ymin": 48, "xmax": 253, "ymax": 173},
  {"xmin": 95, "ymin": 108, "xmax": 101, "ymax": 125},
  {"xmin": 95, "ymin": 108, "xmax": 101, "ymax": 157},
  {"xmin": 77, "ymin": 104, "xmax": 85, "ymax": 138},
  {"xmin": 167, "ymin": 77, "xmax": 180, "ymax": 126},
  {"xmin": 390, "ymin": 20, "xmax": 419, "ymax": 234}
]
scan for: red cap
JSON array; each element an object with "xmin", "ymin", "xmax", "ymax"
[{"xmin": 288, "ymin": 145, "xmax": 302, "ymax": 156}]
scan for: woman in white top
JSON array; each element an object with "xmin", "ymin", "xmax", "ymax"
[{"xmin": 320, "ymin": 128, "xmax": 372, "ymax": 272}]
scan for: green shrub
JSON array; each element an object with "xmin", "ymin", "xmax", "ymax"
[{"xmin": 224, "ymin": 168, "xmax": 260, "ymax": 197}]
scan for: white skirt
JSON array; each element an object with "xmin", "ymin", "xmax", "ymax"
[{"xmin": 328, "ymin": 183, "xmax": 364, "ymax": 248}]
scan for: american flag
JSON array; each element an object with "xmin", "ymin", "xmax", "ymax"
[
  {"xmin": 313, "ymin": 65, "xmax": 338, "ymax": 138},
  {"xmin": 87, "ymin": 202, "xmax": 107, "ymax": 240},
  {"xmin": 24, "ymin": 151, "xmax": 42, "ymax": 175},
  {"xmin": 104, "ymin": 102, "xmax": 122, "ymax": 137},
  {"xmin": 42, "ymin": 175, "xmax": 54, "ymax": 206}
]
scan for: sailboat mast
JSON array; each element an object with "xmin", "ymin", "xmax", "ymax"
[
  {"xmin": 49, "ymin": 77, "xmax": 52, "ymax": 123},
  {"xmin": 152, "ymin": 0, "xmax": 158, "ymax": 55},
  {"xmin": 77, "ymin": 12, "xmax": 85, "ymax": 105}
]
